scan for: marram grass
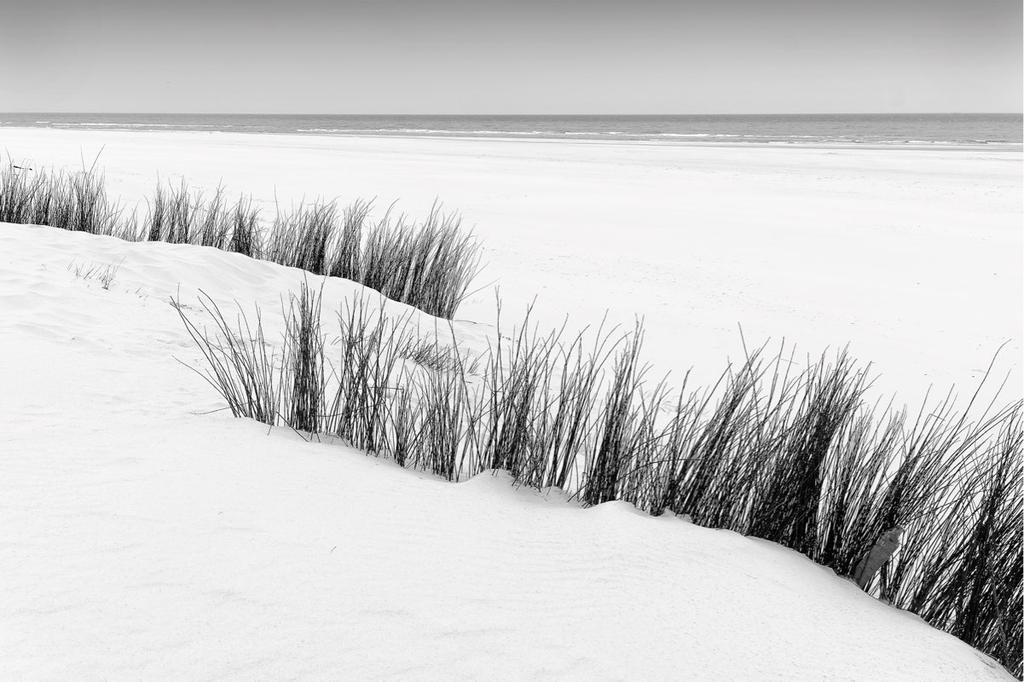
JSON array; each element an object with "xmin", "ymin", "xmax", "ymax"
[
  {"xmin": 177, "ymin": 285, "xmax": 1022, "ymax": 678},
  {"xmin": 1, "ymin": 161, "xmax": 482, "ymax": 319}
]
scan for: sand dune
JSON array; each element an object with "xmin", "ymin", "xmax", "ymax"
[{"xmin": 0, "ymin": 223, "xmax": 1014, "ymax": 680}]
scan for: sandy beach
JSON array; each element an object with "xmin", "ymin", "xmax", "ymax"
[{"xmin": 5, "ymin": 126, "xmax": 1018, "ymax": 402}]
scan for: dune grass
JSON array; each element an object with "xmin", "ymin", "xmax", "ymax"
[
  {"xmin": 177, "ymin": 287, "xmax": 1023, "ymax": 677},
  {"xmin": 0, "ymin": 163, "xmax": 125, "ymax": 237},
  {"xmin": 174, "ymin": 293, "xmax": 281, "ymax": 426},
  {"xmin": 1, "ymin": 162, "xmax": 482, "ymax": 319}
]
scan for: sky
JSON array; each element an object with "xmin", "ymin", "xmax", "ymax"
[{"xmin": 1, "ymin": 0, "xmax": 1020, "ymax": 114}]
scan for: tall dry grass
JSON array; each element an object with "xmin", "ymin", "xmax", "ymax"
[
  {"xmin": 177, "ymin": 289, "xmax": 1023, "ymax": 677},
  {"xmin": 2, "ymin": 162, "xmax": 482, "ymax": 319}
]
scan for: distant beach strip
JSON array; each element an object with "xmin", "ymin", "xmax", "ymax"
[{"xmin": 2, "ymin": 113, "xmax": 1021, "ymax": 146}]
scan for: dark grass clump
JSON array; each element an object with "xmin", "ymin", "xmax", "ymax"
[
  {"xmin": 811, "ymin": 402, "xmax": 906, "ymax": 578},
  {"xmin": 283, "ymin": 282, "xmax": 327, "ymax": 434},
  {"xmin": 3, "ymin": 162, "xmax": 482, "ymax": 319},
  {"xmin": 169, "ymin": 283, "xmax": 1023, "ymax": 678},
  {"xmin": 1, "ymin": 162, "xmax": 123, "ymax": 236},
  {"xmin": 327, "ymin": 294, "xmax": 414, "ymax": 456},
  {"xmin": 195, "ymin": 185, "xmax": 230, "ymax": 248},
  {"xmin": 71, "ymin": 170, "xmax": 116, "ymax": 233},
  {"xmin": 411, "ymin": 354, "xmax": 482, "ymax": 480},
  {"xmin": 895, "ymin": 409, "xmax": 1022, "ymax": 673},
  {"xmin": 478, "ymin": 304, "xmax": 559, "ymax": 482},
  {"xmin": 0, "ymin": 162, "xmax": 44, "ymax": 224},
  {"xmin": 340, "ymin": 202, "xmax": 483, "ymax": 319},
  {"xmin": 879, "ymin": 393, "xmax": 1023, "ymax": 676},
  {"xmin": 580, "ymin": 323, "xmax": 683, "ymax": 510},
  {"xmin": 145, "ymin": 180, "xmax": 234, "ymax": 248},
  {"xmin": 652, "ymin": 353, "xmax": 771, "ymax": 529},
  {"xmin": 532, "ymin": 321, "xmax": 620, "ymax": 491},
  {"xmin": 147, "ymin": 180, "xmax": 195, "ymax": 244},
  {"xmin": 264, "ymin": 198, "xmax": 482, "ymax": 319},
  {"xmin": 227, "ymin": 196, "xmax": 263, "ymax": 258},
  {"xmin": 266, "ymin": 200, "xmax": 339, "ymax": 274},
  {"xmin": 173, "ymin": 292, "xmax": 281, "ymax": 426},
  {"xmin": 49, "ymin": 167, "xmax": 120, "ymax": 235},
  {"xmin": 328, "ymin": 199, "xmax": 372, "ymax": 282},
  {"xmin": 744, "ymin": 352, "xmax": 870, "ymax": 555}
]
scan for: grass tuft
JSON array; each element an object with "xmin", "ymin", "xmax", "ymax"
[
  {"xmin": 2, "ymin": 163, "xmax": 482, "ymax": 319},
  {"xmin": 176, "ymin": 289, "xmax": 1022, "ymax": 677}
]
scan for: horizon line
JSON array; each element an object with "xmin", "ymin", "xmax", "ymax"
[{"xmin": 3, "ymin": 111, "xmax": 1023, "ymax": 117}]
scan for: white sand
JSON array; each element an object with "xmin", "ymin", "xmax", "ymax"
[
  {"xmin": 0, "ymin": 224, "xmax": 1014, "ymax": 680},
  {"xmin": 2, "ymin": 126, "xmax": 1021, "ymax": 404}
]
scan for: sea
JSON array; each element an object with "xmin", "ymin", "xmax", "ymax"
[{"xmin": 1, "ymin": 113, "xmax": 1020, "ymax": 146}]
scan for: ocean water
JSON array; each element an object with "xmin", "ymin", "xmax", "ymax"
[{"xmin": 1, "ymin": 113, "xmax": 1020, "ymax": 146}]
